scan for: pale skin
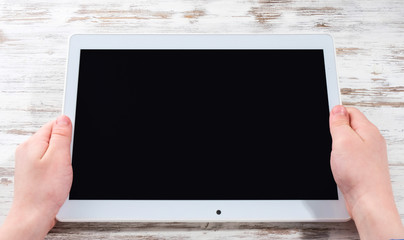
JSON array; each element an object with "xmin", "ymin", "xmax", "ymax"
[
  {"xmin": 0, "ymin": 106, "xmax": 403, "ymax": 239},
  {"xmin": 0, "ymin": 115, "xmax": 72, "ymax": 240},
  {"xmin": 330, "ymin": 105, "xmax": 404, "ymax": 239}
]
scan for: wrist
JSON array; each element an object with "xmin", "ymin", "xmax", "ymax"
[
  {"xmin": 351, "ymin": 193, "xmax": 404, "ymax": 240},
  {"xmin": 0, "ymin": 204, "xmax": 55, "ymax": 240}
]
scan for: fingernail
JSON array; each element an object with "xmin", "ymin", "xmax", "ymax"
[
  {"xmin": 56, "ymin": 115, "xmax": 70, "ymax": 126},
  {"xmin": 332, "ymin": 105, "xmax": 347, "ymax": 116}
]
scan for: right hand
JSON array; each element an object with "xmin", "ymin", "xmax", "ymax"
[{"xmin": 329, "ymin": 105, "xmax": 404, "ymax": 239}]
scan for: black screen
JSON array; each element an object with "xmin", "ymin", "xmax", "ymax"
[{"xmin": 70, "ymin": 50, "xmax": 338, "ymax": 200}]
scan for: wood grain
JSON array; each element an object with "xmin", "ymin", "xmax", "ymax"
[{"xmin": 1, "ymin": 0, "xmax": 404, "ymax": 239}]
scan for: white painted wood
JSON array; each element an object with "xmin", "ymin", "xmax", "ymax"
[{"xmin": 1, "ymin": 0, "xmax": 403, "ymax": 239}]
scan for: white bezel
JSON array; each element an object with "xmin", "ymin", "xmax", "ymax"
[{"xmin": 58, "ymin": 34, "xmax": 349, "ymax": 222}]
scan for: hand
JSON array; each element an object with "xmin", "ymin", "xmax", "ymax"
[
  {"xmin": 330, "ymin": 105, "xmax": 404, "ymax": 239},
  {"xmin": 0, "ymin": 115, "xmax": 73, "ymax": 240}
]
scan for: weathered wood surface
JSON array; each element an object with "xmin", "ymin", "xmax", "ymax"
[{"xmin": 1, "ymin": 0, "xmax": 404, "ymax": 239}]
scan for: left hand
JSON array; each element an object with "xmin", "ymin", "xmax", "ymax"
[{"xmin": 0, "ymin": 115, "xmax": 73, "ymax": 240}]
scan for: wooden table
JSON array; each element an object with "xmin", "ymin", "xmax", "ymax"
[{"xmin": 1, "ymin": 1, "xmax": 403, "ymax": 239}]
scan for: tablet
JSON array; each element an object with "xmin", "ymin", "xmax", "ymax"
[{"xmin": 57, "ymin": 34, "xmax": 350, "ymax": 222}]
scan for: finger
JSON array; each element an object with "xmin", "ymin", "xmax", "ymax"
[
  {"xmin": 329, "ymin": 105, "xmax": 355, "ymax": 140},
  {"xmin": 43, "ymin": 115, "xmax": 72, "ymax": 162},
  {"xmin": 19, "ymin": 121, "xmax": 54, "ymax": 160},
  {"xmin": 31, "ymin": 121, "xmax": 53, "ymax": 143},
  {"xmin": 346, "ymin": 107, "xmax": 381, "ymax": 141}
]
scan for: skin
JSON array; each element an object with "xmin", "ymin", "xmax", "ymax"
[
  {"xmin": 329, "ymin": 105, "xmax": 404, "ymax": 239},
  {"xmin": 0, "ymin": 115, "xmax": 72, "ymax": 240},
  {"xmin": 0, "ymin": 106, "xmax": 403, "ymax": 239}
]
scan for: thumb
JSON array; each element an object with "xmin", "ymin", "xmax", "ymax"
[
  {"xmin": 329, "ymin": 105, "xmax": 352, "ymax": 140},
  {"xmin": 48, "ymin": 115, "xmax": 72, "ymax": 156}
]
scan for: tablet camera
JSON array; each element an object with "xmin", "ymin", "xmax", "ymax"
[{"xmin": 216, "ymin": 210, "xmax": 221, "ymax": 215}]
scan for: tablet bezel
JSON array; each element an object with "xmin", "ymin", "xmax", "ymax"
[{"xmin": 58, "ymin": 34, "xmax": 350, "ymax": 222}]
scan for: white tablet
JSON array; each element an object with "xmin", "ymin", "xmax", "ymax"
[{"xmin": 58, "ymin": 34, "xmax": 350, "ymax": 222}]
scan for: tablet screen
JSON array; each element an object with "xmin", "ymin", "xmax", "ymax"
[{"xmin": 70, "ymin": 49, "xmax": 338, "ymax": 200}]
